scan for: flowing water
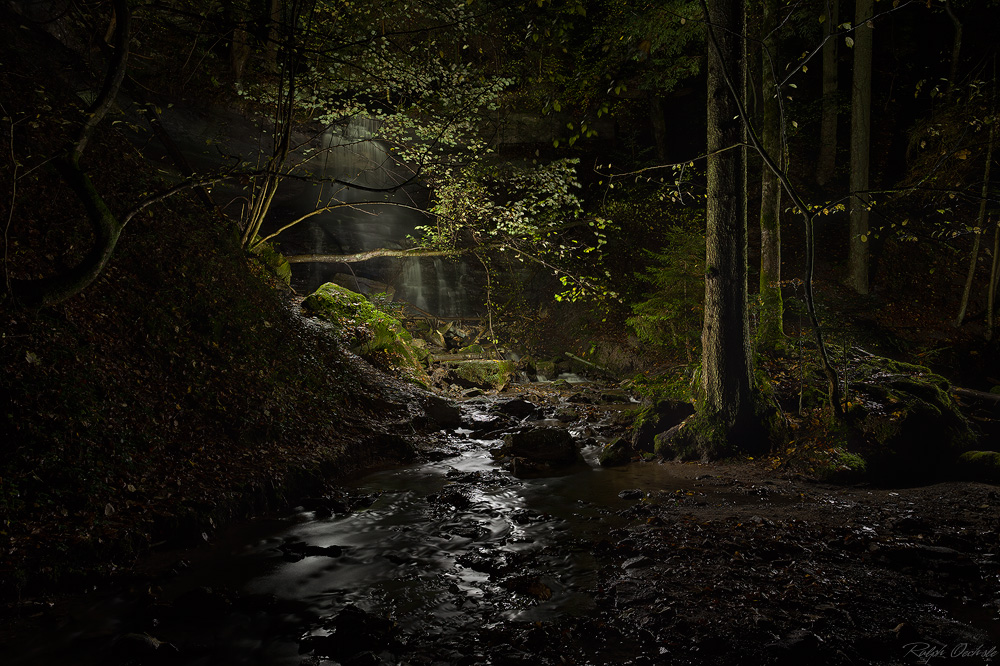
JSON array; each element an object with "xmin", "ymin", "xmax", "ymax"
[
  {"xmin": 8, "ymin": 395, "xmax": 998, "ymax": 665},
  {"xmin": 99, "ymin": 393, "xmax": 802, "ymax": 666}
]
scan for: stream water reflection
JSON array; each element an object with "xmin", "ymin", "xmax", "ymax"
[{"xmin": 152, "ymin": 416, "xmax": 720, "ymax": 665}]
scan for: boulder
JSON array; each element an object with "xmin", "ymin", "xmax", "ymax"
[
  {"xmin": 498, "ymin": 427, "xmax": 579, "ymax": 477},
  {"xmin": 450, "ymin": 359, "xmax": 516, "ymax": 391},
  {"xmin": 495, "ymin": 398, "xmax": 536, "ymax": 419},
  {"xmin": 847, "ymin": 360, "xmax": 977, "ymax": 484},
  {"xmin": 502, "ymin": 427, "xmax": 577, "ymax": 461},
  {"xmin": 630, "ymin": 399, "xmax": 695, "ymax": 452},
  {"xmin": 420, "ymin": 394, "xmax": 463, "ymax": 429},
  {"xmin": 535, "ymin": 360, "xmax": 556, "ymax": 380},
  {"xmin": 328, "ymin": 273, "xmax": 395, "ymax": 300},
  {"xmin": 301, "ymin": 282, "xmax": 430, "ymax": 386},
  {"xmin": 954, "ymin": 451, "xmax": 1000, "ymax": 484},
  {"xmin": 598, "ymin": 437, "xmax": 632, "ymax": 467}
]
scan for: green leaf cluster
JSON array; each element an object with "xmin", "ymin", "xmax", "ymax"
[{"xmin": 626, "ymin": 224, "xmax": 704, "ymax": 361}]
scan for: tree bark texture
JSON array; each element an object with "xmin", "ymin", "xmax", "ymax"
[
  {"xmin": 702, "ymin": 0, "xmax": 756, "ymax": 439},
  {"xmin": 285, "ymin": 248, "xmax": 459, "ymax": 263},
  {"xmin": 945, "ymin": 0, "xmax": 963, "ymax": 98},
  {"xmin": 758, "ymin": 0, "xmax": 784, "ymax": 345},
  {"xmin": 955, "ymin": 116, "xmax": 995, "ymax": 327},
  {"xmin": 816, "ymin": 0, "xmax": 838, "ymax": 186},
  {"xmin": 848, "ymin": 0, "xmax": 873, "ymax": 295},
  {"xmin": 650, "ymin": 95, "xmax": 668, "ymax": 162}
]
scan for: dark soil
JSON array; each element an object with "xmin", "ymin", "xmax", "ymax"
[{"xmin": 598, "ymin": 462, "xmax": 1000, "ymax": 665}]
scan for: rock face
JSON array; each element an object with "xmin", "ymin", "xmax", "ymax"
[{"xmin": 497, "ymin": 427, "xmax": 579, "ymax": 477}]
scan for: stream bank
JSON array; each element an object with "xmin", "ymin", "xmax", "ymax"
[{"xmin": 4, "ymin": 384, "xmax": 1000, "ymax": 665}]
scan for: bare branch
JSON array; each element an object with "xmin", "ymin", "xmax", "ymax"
[{"xmin": 285, "ymin": 247, "xmax": 463, "ymax": 264}]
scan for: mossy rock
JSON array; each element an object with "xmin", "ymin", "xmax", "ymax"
[
  {"xmin": 599, "ymin": 437, "xmax": 632, "ymax": 467},
  {"xmin": 847, "ymin": 357, "xmax": 975, "ymax": 484},
  {"xmin": 249, "ymin": 239, "xmax": 291, "ymax": 285},
  {"xmin": 655, "ymin": 392, "xmax": 780, "ymax": 461},
  {"xmin": 629, "ymin": 398, "xmax": 695, "ymax": 452},
  {"xmin": 954, "ymin": 451, "xmax": 1000, "ymax": 484},
  {"xmin": 451, "ymin": 360, "xmax": 515, "ymax": 391},
  {"xmin": 302, "ymin": 282, "xmax": 429, "ymax": 386},
  {"xmin": 816, "ymin": 447, "xmax": 869, "ymax": 484},
  {"xmin": 535, "ymin": 360, "xmax": 556, "ymax": 380},
  {"xmin": 458, "ymin": 343, "xmax": 485, "ymax": 354}
]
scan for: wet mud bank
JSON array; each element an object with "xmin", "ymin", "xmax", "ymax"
[{"xmin": 4, "ymin": 384, "xmax": 1000, "ymax": 665}]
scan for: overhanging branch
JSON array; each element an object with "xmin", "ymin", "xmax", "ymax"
[{"xmin": 285, "ymin": 247, "xmax": 464, "ymax": 263}]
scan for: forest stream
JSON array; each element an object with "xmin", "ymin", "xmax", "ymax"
[{"xmin": 4, "ymin": 387, "xmax": 1000, "ymax": 666}]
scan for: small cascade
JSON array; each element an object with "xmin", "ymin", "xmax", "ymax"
[
  {"xmin": 400, "ymin": 259, "xmax": 430, "ymax": 313},
  {"xmin": 265, "ymin": 115, "xmax": 480, "ymax": 317},
  {"xmin": 393, "ymin": 257, "xmax": 472, "ymax": 317}
]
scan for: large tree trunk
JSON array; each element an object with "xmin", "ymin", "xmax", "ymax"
[
  {"xmin": 758, "ymin": 0, "xmax": 784, "ymax": 346},
  {"xmin": 847, "ymin": 0, "xmax": 873, "ymax": 294},
  {"xmin": 698, "ymin": 0, "xmax": 762, "ymax": 454},
  {"xmin": 816, "ymin": 0, "xmax": 838, "ymax": 186}
]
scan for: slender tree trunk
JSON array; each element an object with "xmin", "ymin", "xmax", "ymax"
[
  {"xmin": 989, "ymin": 221, "xmax": 1000, "ymax": 340},
  {"xmin": 816, "ymin": 0, "xmax": 838, "ymax": 186},
  {"xmin": 945, "ymin": 0, "xmax": 963, "ymax": 98},
  {"xmin": 650, "ymin": 95, "xmax": 668, "ymax": 162},
  {"xmin": 265, "ymin": 0, "xmax": 282, "ymax": 74},
  {"xmin": 848, "ymin": 0, "xmax": 873, "ymax": 294},
  {"xmin": 758, "ymin": 0, "xmax": 784, "ymax": 345},
  {"xmin": 700, "ymin": 0, "xmax": 760, "ymax": 451},
  {"xmin": 241, "ymin": 0, "xmax": 298, "ymax": 248},
  {"xmin": 955, "ymin": 118, "xmax": 995, "ymax": 326}
]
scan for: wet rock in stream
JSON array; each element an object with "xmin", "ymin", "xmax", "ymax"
[
  {"xmin": 494, "ymin": 397, "xmax": 537, "ymax": 419},
  {"xmin": 277, "ymin": 538, "xmax": 344, "ymax": 562},
  {"xmin": 299, "ymin": 604, "xmax": 398, "ymax": 662},
  {"xmin": 495, "ymin": 427, "xmax": 580, "ymax": 477},
  {"xmin": 428, "ymin": 485, "xmax": 473, "ymax": 509}
]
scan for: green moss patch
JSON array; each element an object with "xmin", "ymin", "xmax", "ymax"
[
  {"xmin": 451, "ymin": 359, "xmax": 516, "ymax": 391},
  {"xmin": 302, "ymin": 283, "xmax": 429, "ymax": 386},
  {"xmin": 249, "ymin": 238, "xmax": 292, "ymax": 285},
  {"xmin": 954, "ymin": 451, "xmax": 1000, "ymax": 484}
]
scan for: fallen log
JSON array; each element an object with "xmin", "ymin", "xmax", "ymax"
[{"xmin": 952, "ymin": 387, "xmax": 1000, "ymax": 405}]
